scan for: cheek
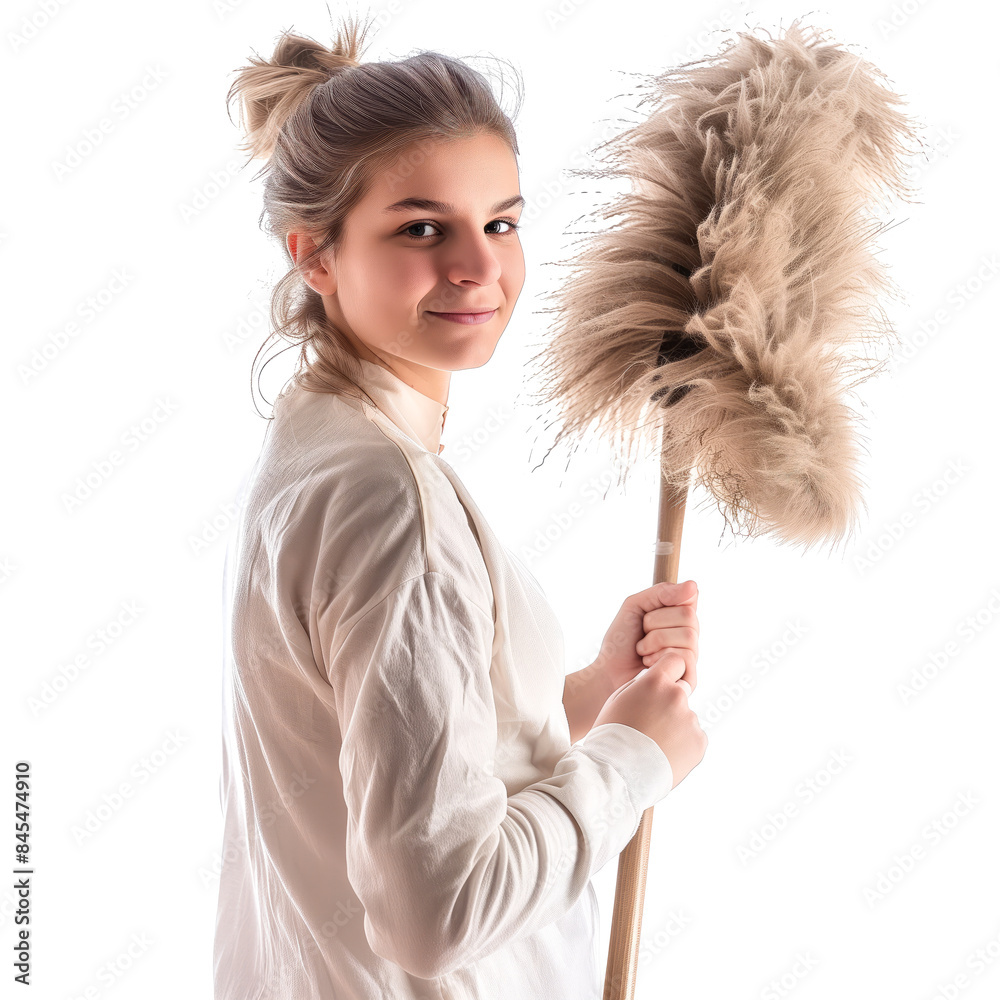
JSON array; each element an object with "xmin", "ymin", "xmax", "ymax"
[
  {"xmin": 341, "ymin": 249, "xmax": 411, "ymax": 313},
  {"xmin": 362, "ymin": 249, "xmax": 431, "ymax": 303},
  {"xmin": 502, "ymin": 244, "xmax": 525, "ymax": 292}
]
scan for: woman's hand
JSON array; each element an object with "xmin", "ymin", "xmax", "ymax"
[
  {"xmin": 593, "ymin": 580, "xmax": 699, "ymax": 696},
  {"xmin": 562, "ymin": 580, "xmax": 699, "ymax": 743}
]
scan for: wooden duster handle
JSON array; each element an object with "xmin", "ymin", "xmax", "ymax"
[{"xmin": 603, "ymin": 434, "xmax": 690, "ymax": 1000}]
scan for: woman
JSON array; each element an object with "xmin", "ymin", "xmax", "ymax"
[{"xmin": 215, "ymin": 14, "xmax": 707, "ymax": 999}]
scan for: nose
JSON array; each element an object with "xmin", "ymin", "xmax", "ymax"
[{"xmin": 439, "ymin": 228, "xmax": 505, "ymax": 288}]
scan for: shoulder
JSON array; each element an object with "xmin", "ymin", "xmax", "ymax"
[
  {"xmin": 261, "ymin": 384, "xmax": 422, "ymax": 514},
  {"xmin": 257, "ymin": 386, "xmax": 490, "ymax": 617}
]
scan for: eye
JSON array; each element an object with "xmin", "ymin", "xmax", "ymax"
[
  {"xmin": 400, "ymin": 217, "xmax": 522, "ymax": 242},
  {"xmin": 485, "ymin": 217, "xmax": 520, "ymax": 235},
  {"xmin": 404, "ymin": 222, "xmax": 441, "ymax": 240}
]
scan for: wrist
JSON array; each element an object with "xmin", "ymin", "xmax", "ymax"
[{"xmin": 563, "ymin": 663, "xmax": 616, "ymax": 744}]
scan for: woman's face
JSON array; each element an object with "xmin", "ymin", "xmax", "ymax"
[{"xmin": 318, "ymin": 132, "xmax": 525, "ymax": 375}]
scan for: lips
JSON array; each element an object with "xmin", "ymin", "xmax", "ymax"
[
  {"xmin": 426, "ymin": 308, "xmax": 498, "ymax": 325},
  {"xmin": 429, "ymin": 308, "xmax": 497, "ymax": 314}
]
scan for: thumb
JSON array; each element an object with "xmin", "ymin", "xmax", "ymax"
[
  {"xmin": 647, "ymin": 648, "xmax": 688, "ymax": 686},
  {"xmin": 628, "ymin": 579, "xmax": 698, "ymax": 616},
  {"xmin": 611, "ymin": 668, "xmax": 648, "ymax": 696}
]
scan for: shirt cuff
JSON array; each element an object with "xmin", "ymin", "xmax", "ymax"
[{"xmin": 576, "ymin": 722, "xmax": 674, "ymax": 813}]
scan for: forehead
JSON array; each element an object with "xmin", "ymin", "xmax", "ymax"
[{"xmin": 361, "ymin": 134, "xmax": 520, "ymax": 211}]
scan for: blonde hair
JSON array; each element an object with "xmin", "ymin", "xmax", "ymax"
[{"xmin": 226, "ymin": 13, "xmax": 523, "ymax": 410}]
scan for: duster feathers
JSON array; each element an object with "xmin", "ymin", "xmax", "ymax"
[{"xmin": 528, "ymin": 19, "xmax": 922, "ymax": 550}]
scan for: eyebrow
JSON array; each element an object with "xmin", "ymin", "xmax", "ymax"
[{"xmin": 382, "ymin": 195, "xmax": 526, "ymax": 215}]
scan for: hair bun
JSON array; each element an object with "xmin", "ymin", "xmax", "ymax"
[{"xmin": 227, "ymin": 15, "xmax": 373, "ymax": 162}]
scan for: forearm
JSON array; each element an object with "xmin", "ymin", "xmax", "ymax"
[{"xmin": 562, "ymin": 665, "xmax": 616, "ymax": 744}]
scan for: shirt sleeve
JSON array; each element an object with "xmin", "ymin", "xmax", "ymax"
[{"xmin": 327, "ymin": 570, "xmax": 674, "ymax": 981}]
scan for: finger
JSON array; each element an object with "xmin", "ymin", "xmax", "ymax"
[
  {"xmin": 665, "ymin": 579, "xmax": 698, "ymax": 607},
  {"xmin": 641, "ymin": 603, "xmax": 699, "ymax": 635},
  {"xmin": 638, "ymin": 627, "xmax": 699, "ymax": 662},
  {"xmin": 648, "ymin": 647, "xmax": 697, "ymax": 691},
  {"xmin": 628, "ymin": 579, "xmax": 698, "ymax": 616},
  {"xmin": 654, "ymin": 653, "xmax": 687, "ymax": 685},
  {"xmin": 675, "ymin": 677, "xmax": 692, "ymax": 697},
  {"xmin": 642, "ymin": 645, "xmax": 696, "ymax": 674}
]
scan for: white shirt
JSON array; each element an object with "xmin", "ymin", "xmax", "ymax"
[{"xmin": 213, "ymin": 357, "xmax": 675, "ymax": 1000}]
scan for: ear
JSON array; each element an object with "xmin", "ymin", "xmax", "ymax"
[{"xmin": 287, "ymin": 231, "xmax": 336, "ymax": 295}]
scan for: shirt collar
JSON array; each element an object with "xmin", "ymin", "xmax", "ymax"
[{"xmin": 357, "ymin": 358, "xmax": 449, "ymax": 455}]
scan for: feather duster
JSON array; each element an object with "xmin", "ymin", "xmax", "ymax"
[{"xmin": 528, "ymin": 18, "xmax": 922, "ymax": 550}]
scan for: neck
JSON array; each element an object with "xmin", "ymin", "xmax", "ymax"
[
  {"xmin": 373, "ymin": 355, "xmax": 450, "ymax": 408},
  {"xmin": 338, "ymin": 323, "xmax": 451, "ymax": 407}
]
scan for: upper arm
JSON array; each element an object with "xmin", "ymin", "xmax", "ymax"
[{"xmin": 325, "ymin": 571, "xmax": 502, "ymax": 977}]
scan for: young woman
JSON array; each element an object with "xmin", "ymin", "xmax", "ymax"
[{"xmin": 215, "ymin": 15, "xmax": 707, "ymax": 999}]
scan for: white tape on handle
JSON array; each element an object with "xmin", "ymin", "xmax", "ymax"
[{"xmin": 652, "ymin": 541, "xmax": 675, "ymax": 556}]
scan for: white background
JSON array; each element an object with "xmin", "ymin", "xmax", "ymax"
[{"xmin": 4, "ymin": 0, "xmax": 999, "ymax": 997}]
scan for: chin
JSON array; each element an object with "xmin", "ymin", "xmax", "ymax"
[
  {"xmin": 464, "ymin": 343, "xmax": 500, "ymax": 370},
  {"xmin": 437, "ymin": 337, "xmax": 500, "ymax": 372},
  {"xmin": 473, "ymin": 331, "xmax": 504, "ymax": 362}
]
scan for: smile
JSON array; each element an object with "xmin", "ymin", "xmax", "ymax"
[{"xmin": 426, "ymin": 309, "xmax": 498, "ymax": 325}]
